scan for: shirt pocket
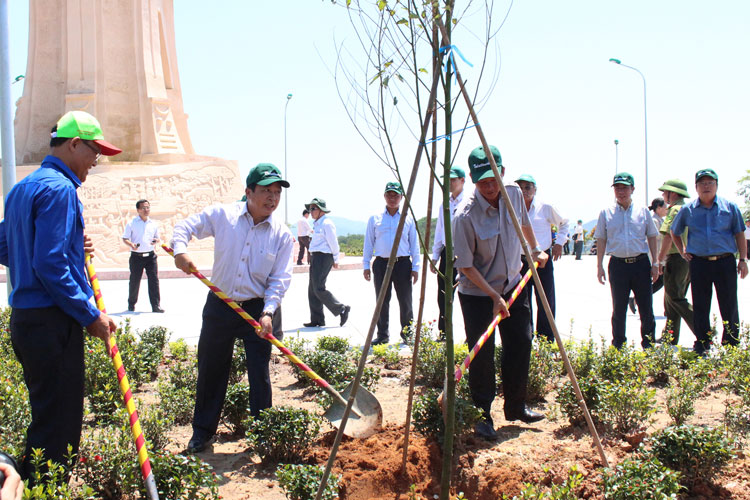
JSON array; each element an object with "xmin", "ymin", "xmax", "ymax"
[
  {"xmin": 714, "ymin": 210, "xmax": 733, "ymax": 233},
  {"xmin": 251, "ymin": 250, "xmax": 277, "ymax": 282}
]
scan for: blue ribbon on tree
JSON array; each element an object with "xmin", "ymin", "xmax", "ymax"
[
  {"xmin": 423, "ymin": 123, "xmax": 479, "ymax": 145},
  {"xmin": 439, "ymin": 44, "xmax": 474, "ymax": 78}
]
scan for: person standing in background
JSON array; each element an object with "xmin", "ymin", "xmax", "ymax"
[
  {"xmin": 296, "ymin": 209, "xmax": 312, "ymax": 265},
  {"xmin": 573, "ymin": 220, "xmax": 584, "ymax": 260},
  {"xmin": 122, "ymin": 199, "xmax": 163, "ymax": 313},
  {"xmin": 628, "ymin": 197, "xmax": 667, "ymax": 313}
]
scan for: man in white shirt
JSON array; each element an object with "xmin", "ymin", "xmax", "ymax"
[
  {"xmin": 515, "ymin": 174, "xmax": 569, "ymax": 341},
  {"xmin": 171, "ymin": 163, "xmax": 293, "ymax": 453},
  {"xmin": 122, "ymin": 199, "xmax": 163, "ymax": 312},
  {"xmin": 363, "ymin": 182, "xmax": 421, "ymax": 345},
  {"xmin": 296, "ymin": 209, "xmax": 312, "ymax": 265},
  {"xmin": 430, "ymin": 166, "xmax": 466, "ymax": 337},
  {"xmin": 303, "ymin": 198, "xmax": 350, "ymax": 328},
  {"xmin": 595, "ymin": 172, "xmax": 659, "ymax": 349}
]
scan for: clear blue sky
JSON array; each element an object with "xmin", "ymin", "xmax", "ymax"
[{"xmin": 4, "ymin": 1, "xmax": 749, "ymax": 226}]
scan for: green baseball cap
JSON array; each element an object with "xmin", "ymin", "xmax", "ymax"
[
  {"xmin": 384, "ymin": 181, "xmax": 403, "ymax": 194},
  {"xmin": 468, "ymin": 145, "xmax": 502, "ymax": 183},
  {"xmin": 442, "ymin": 166, "xmax": 465, "ymax": 179},
  {"xmin": 515, "ymin": 174, "xmax": 536, "ymax": 185},
  {"xmin": 304, "ymin": 197, "xmax": 330, "ymax": 213},
  {"xmin": 612, "ymin": 172, "xmax": 634, "ymax": 187},
  {"xmin": 658, "ymin": 179, "xmax": 689, "ymax": 197},
  {"xmin": 246, "ymin": 163, "xmax": 290, "ymax": 188},
  {"xmin": 695, "ymin": 168, "xmax": 718, "ymax": 182},
  {"xmin": 52, "ymin": 111, "xmax": 122, "ymax": 156}
]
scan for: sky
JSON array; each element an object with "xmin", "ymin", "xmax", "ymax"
[{"xmin": 3, "ymin": 1, "xmax": 749, "ymax": 228}]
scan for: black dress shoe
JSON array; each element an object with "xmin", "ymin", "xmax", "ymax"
[
  {"xmin": 371, "ymin": 335, "xmax": 389, "ymax": 346},
  {"xmin": 127, "ymin": 306, "xmax": 135, "ymax": 312},
  {"xmin": 303, "ymin": 321, "xmax": 325, "ymax": 328},
  {"xmin": 186, "ymin": 434, "xmax": 214, "ymax": 453},
  {"xmin": 340, "ymin": 305, "xmax": 351, "ymax": 326},
  {"xmin": 505, "ymin": 407, "xmax": 545, "ymax": 424},
  {"xmin": 152, "ymin": 307, "xmax": 165, "ymax": 313},
  {"xmin": 474, "ymin": 420, "xmax": 498, "ymax": 440}
]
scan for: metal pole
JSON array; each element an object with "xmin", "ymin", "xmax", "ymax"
[
  {"xmin": 283, "ymin": 93, "xmax": 292, "ymax": 226},
  {"xmin": 609, "ymin": 59, "xmax": 648, "ymax": 205},
  {"xmin": 614, "ymin": 139, "xmax": 619, "ymax": 175},
  {"xmin": 1, "ymin": 0, "xmax": 18, "ymax": 297}
]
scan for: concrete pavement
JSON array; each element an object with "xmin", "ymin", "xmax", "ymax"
[{"xmin": 1, "ymin": 254, "xmax": 747, "ymax": 350}]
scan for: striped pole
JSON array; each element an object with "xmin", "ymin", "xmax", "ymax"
[
  {"xmin": 454, "ymin": 263, "xmax": 538, "ymax": 384},
  {"xmin": 160, "ymin": 245, "xmax": 359, "ymax": 415},
  {"xmin": 85, "ymin": 255, "xmax": 160, "ymax": 500}
]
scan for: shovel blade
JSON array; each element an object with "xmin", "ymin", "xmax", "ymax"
[{"xmin": 323, "ymin": 381, "xmax": 382, "ymax": 439}]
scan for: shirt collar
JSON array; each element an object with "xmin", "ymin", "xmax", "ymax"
[
  {"xmin": 383, "ymin": 207, "xmax": 401, "ymax": 217},
  {"xmin": 241, "ymin": 202, "xmax": 271, "ymax": 227},
  {"xmin": 43, "ymin": 155, "xmax": 82, "ymax": 188},
  {"xmin": 474, "ymin": 190, "xmax": 497, "ymax": 214}
]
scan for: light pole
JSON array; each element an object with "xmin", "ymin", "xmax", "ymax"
[
  {"xmin": 284, "ymin": 93, "xmax": 292, "ymax": 225},
  {"xmin": 614, "ymin": 139, "xmax": 619, "ymax": 175},
  {"xmin": 609, "ymin": 58, "xmax": 648, "ymax": 205}
]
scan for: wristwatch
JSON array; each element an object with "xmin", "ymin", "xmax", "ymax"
[
  {"xmin": 531, "ymin": 245, "xmax": 542, "ymax": 253},
  {"xmin": 259, "ymin": 311, "xmax": 273, "ymax": 320}
]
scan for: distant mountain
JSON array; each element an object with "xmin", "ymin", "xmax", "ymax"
[{"xmin": 291, "ymin": 216, "xmax": 367, "ymax": 236}]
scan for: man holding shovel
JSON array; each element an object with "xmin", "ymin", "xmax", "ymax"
[
  {"xmin": 171, "ymin": 163, "xmax": 293, "ymax": 453},
  {"xmin": 0, "ymin": 111, "xmax": 119, "ymax": 481},
  {"xmin": 453, "ymin": 145, "xmax": 548, "ymax": 440}
]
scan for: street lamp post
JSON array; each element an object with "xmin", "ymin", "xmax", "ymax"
[
  {"xmin": 609, "ymin": 58, "xmax": 648, "ymax": 205},
  {"xmin": 284, "ymin": 93, "xmax": 293, "ymax": 225},
  {"xmin": 614, "ymin": 139, "xmax": 619, "ymax": 175}
]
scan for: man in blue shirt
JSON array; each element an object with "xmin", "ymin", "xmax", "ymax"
[
  {"xmin": 670, "ymin": 168, "xmax": 748, "ymax": 354},
  {"xmin": 362, "ymin": 182, "xmax": 421, "ymax": 345},
  {"xmin": 0, "ymin": 111, "xmax": 119, "ymax": 481}
]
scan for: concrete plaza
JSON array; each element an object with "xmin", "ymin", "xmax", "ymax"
[{"xmin": 1, "ymin": 254, "xmax": 748, "ymax": 350}]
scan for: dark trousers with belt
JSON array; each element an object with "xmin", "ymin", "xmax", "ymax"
[
  {"xmin": 192, "ymin": 293, "xmax": 276, "ymax": 440},
  {"xmin": 436, "ymin": 248, "xmax": 457, "ymax": 334},
  {"xmin": 690, "ymin": 254, "xmax": 739, "ymax": 352},
  {"xmin": 663, "ymin": 253, "xmax": 694, "ymax": 344},
  {"xmin": 608, "ymin": 255, "xmax": 655, "ymax": 348},
  {"xmin": 297, "ymin": 235, "xmax": 311, "ymax": 265},
  {"xmin": 128, "ymin": 251, "xmax": 160, "ymax": 309},
  {"xmin": 10, "ymin": 307, "xmax": 84, "ymax": 483},
  {"xmin": 459, "ymin": 286, "xmax": 532, "ymax": 420},
  {"xmin": 520, "ymin": 248, "xmax": 556, "ymax": 341},
  {"xmin": 574, "ymin": 240, "xmax": 583, "ymax": 259},
  {"xmin": 308, "ymin": 252, "xmax": 345, "ymax": 324},
  {"xmin": 372, "ymin": 256, "xmax": 413, "ymax": 339}
]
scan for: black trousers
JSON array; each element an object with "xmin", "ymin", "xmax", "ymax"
[
  {"xmin": 192, "ymin": 293, "xmax": 279, "ymax": 439},
  {"xmin": 308, "ymin": 252, "xmax": 345, "ymax": 324},
  {"xmin": 372, "ymin": 256, "xmax": 413, "ymax": 339},
  {"xmin": 128, "ymin": 251, "xmax": 160, "ymax": 309},
  {"xmin": 690, "ymin": 255, "xmax": 739, "ymax": 352},
  {"xmin": 662, "ymin": 253, "xmax": 694, "ymax": 343},
  {"xmin": 574, "ymin": 240, "xmax": 583, "ymax": 259},
  {"xmin": 297, "ymin": 236, "xmax": 311, "ymax": 265},
  {"xmin": 608, "ymin": 255, "xmax": 655, "ymax": 348},
  {"xmin": 459, "ymin": 286, "xmax": 532, "ymax": 419},
  {"xmin": 520, "ymin": 249, "xmax": 556, "ymax": 341},
  {"xmin": 10, "ymin": 307, "xmax": 84, "ymax": 483},
  {"xmin": 436, "ymin": 248, "xmax": 458, "ymax": 334}
]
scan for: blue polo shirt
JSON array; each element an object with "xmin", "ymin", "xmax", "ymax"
[
  {"xmin": 670, "ymin": 195, "xmax": 744, "ymax": 257},
  {"xmin": 0, "ymin": 155, "xmax": 99, "ymax": 327}
]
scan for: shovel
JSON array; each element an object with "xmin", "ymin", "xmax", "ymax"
[
  {"xmin": 438, "ymin": 262, "xmax": 537, "ymax": 411},
  {"xmin": 161, "ymin": 245, "xmax": 382, "ymax": 438}
]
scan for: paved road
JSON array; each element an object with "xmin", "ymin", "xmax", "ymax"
[{"xmin": 1, "ymin": 254, "xmax": 747, "ymax": 350}]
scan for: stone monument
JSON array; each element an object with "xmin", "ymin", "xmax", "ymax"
[{"xmin": 3, "ymin": 0, "xmax": 243, "ymax": 270}]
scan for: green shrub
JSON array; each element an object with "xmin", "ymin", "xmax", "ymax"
[
  {"xmin": 646, "ymin": 330, "xmax": 678, "ymax": 386},
  {"xmin": 723, "ymin": 391, "xmax": 750, "ymax": 446},
  {"xmin": 416, "ymin": 339, "xmax": 450, "ymax": 389},
  {"xmin": 564, "ymin": 335, "xmax": 598, "ymax": 379},
  {"xmin": 157, "ymin": 360, "xmax": 197, "ymax": 425},
  {"xmin": 276, "ymin": 464, "xmax": 340, "ymax": 500},
  {"xmin": 222, "ymin": 382, "xmax": 250, "ymax": 435},
  {"xmin": 137, "ymin": 325, "xmax": 170, "ymax": 381},
  {"xmin": 596, "ymin": 344, "xmax": 646, "ymax": 384},
  {"xmin": 720, "ymin": 345, "xmax": 750, "ymax": 396},
  {"xmin": 228, "ymin": 338, "xmax": 248, "ymax": 385},
  {"xmin": 245, "ymin": 406, "xmax": 321, "ymax": 464},
  {"xmin": 296, "ymin": 349, "xmax": 380, "ymax": 399},
  {"xmin": 24, "ymin": 447, "xmax": 94, "ymax": 499},
  {"xmin": 0, "ymin": 370, "xmax": 31, "ymax": 456},
  {"xmin": 648, "ymin": 425, "xmax": 735, "ymax": 487},
  {"xmin": 77, "ymin": 418, "xmax": 140, "ymax": 499},
  {"xmin": 665, "ymin": 366, "xmax": 707, "ymax": 426},
  {"xmin": 602, "ymin": 455, "xmax": 683, "ymax": 499},
  {"xmin": 147, "ymin": 451, "xmax": 220, "ymax": 500},
  {"xmin": 140, "ymin": 405, "xmax": 175, "ymax": 451},
  {"xmin": 371, "ymin": 344, "xmax": 401, "ymax": 369},
  {"xmin": 511, "ymin": 465, "xmax": 582, "ymax": 500},
  {"xmin": 526, "ymin": 337, "xmax": 559, "ymax": 402},
  {"xmin": 316, "ymin": 335, "xmax": 350, "ymax": 355},
  {"xmin": 169, "ymin": 339, "xmax": 191, "ymax": 361},
  {"xmin": 411, "ymin": 385, "xmax": 482, "ymax": 445},
  {"xmin": 83, "ymin": 335, "xmax": 122, "ymax": 423},
  {"xmin": 556, "ymin": 376, "xmax": 601, "ymax": 426},
  {"xmin": 597, "ymin": 379, "xmax": 657, "ymax": 436}
]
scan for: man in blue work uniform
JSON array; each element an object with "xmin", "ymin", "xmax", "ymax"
[
  {"xmin": 670, "ymin": 168, "xmax": 748, "ymax": 354},
  {"xmin": 0, "ymin": 111, "xmax": 120, "ymax": 481}
]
